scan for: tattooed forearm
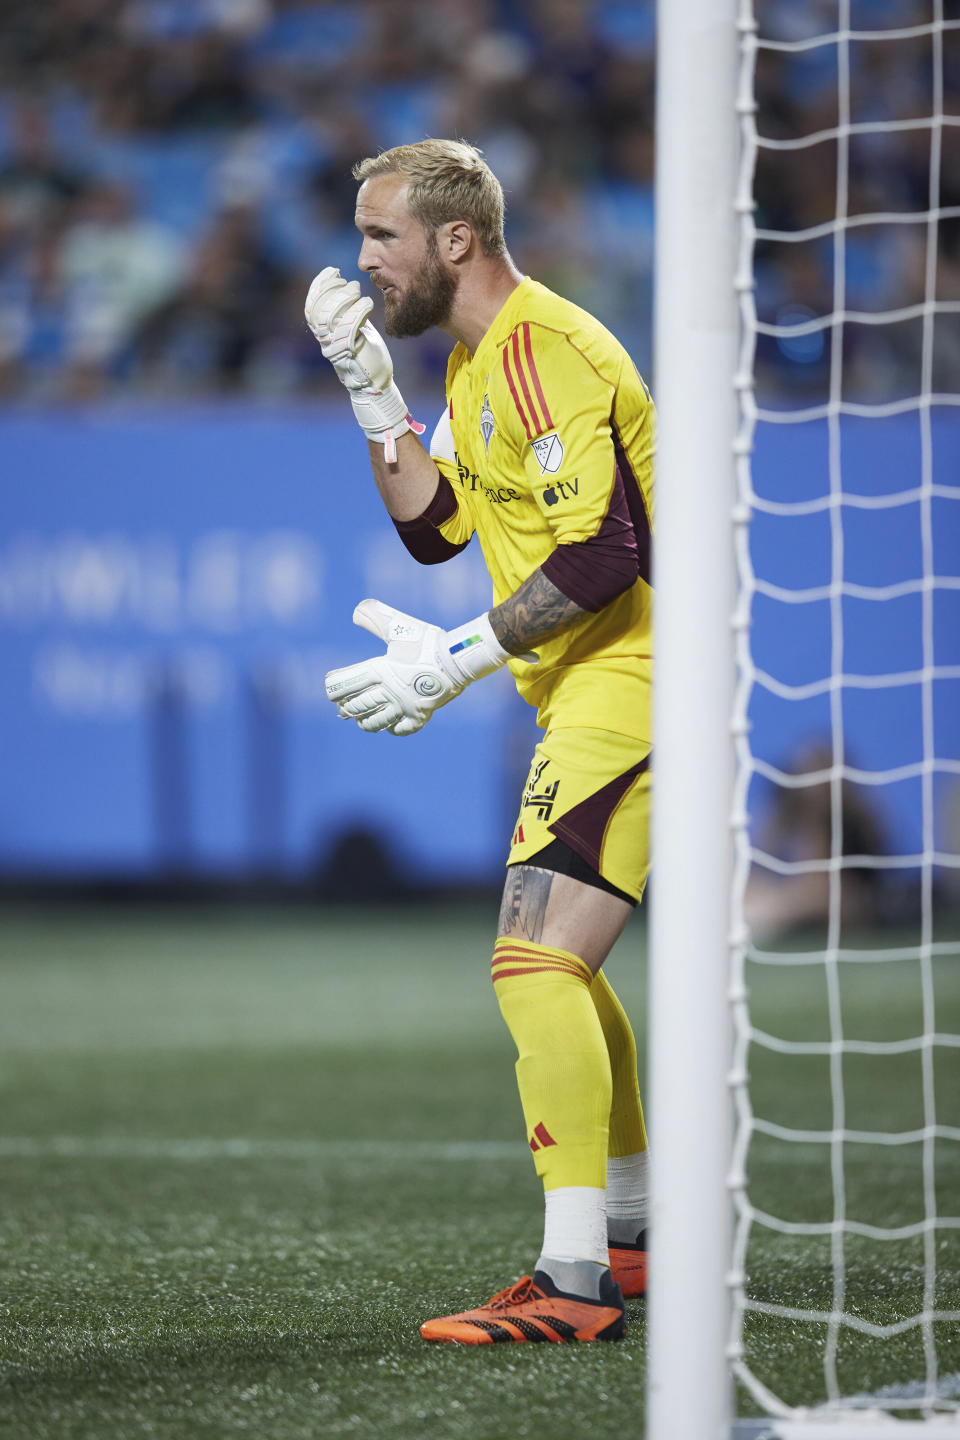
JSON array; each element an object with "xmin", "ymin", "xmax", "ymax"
[
  {"xmin": 488, "ymin": 567, "xmax": 588, "ymax": 655},
  {"xmin": 497, "ymin": 865, "xmax": 555, "ymax": 943}
]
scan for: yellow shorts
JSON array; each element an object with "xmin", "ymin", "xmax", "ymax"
[{"xmin": 507, "ymin": 727, "xmax": 652, "ymax": 904}]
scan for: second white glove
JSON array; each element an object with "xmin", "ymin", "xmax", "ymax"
[
  {"xmin": 325, "ymin": 599, "xmax": 534, "ymax": 736},
  {"xmin": 304, "ymin": 267, "xmax": 423, "ymax": 462}
]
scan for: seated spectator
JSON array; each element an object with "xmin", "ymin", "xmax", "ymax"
[
  {"xmin": 745, "ymin": 741, "xmax": 889, "ymax": 940},
  {"xmin": 306, "ymin": 110, "xmax": 381, "ymax": 234},
  {"xmin": 57, "ymin": 180, "xmax": 186, "ymax": 396},
  {"xmin": 0, "ymin": 100, "xmax": 89, "ymax": 243},
  {"xmin": 0, "ymin": 219, "xmax": 66, "ymax": 397},
  {"xmin": 159, "ymin": 31, "xmax": 264, "ymax": 131},
  {"xmin": 135, "ymin": 199, "xmax": 288, "ymax": 392}
]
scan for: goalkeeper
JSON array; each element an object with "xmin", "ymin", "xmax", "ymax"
[{"xmin": 307, "ymin": 139, "xmax": 654, "ymax": 1346}]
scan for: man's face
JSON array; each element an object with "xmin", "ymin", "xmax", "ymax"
[{"xmin": 355, "ymin": 174, "xmax": 457, "ymax": 338}]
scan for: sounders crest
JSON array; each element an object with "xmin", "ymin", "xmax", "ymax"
[{"xmin": 480, "ymin": 391, "xmax": 495, "ymax": 454}]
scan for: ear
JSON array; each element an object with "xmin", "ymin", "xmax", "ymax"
[{"xmin": 440, "ymin": 219, "xmax": 474, "ymax": 264}]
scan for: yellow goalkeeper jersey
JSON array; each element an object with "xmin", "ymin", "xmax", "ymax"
[{"xmin": 430, "ymin": 277, "xmax": 655, "ymax": 741}]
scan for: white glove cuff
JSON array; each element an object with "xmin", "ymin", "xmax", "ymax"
[
  {"xmin": 444, "ymin": 612, "xmax": 519, "ymax": 684},
  {"xmin": 349, "ymin": 381, "xmax": 424, "ymax": 463}
]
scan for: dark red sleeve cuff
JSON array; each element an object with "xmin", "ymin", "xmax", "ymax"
[
  {"xmin": 392, "ymin": 476, "xmax": 470, "ymax": 565},
  {"xmin": 540, "ymin": 469, "xmax": 640, "ymax": 612}
]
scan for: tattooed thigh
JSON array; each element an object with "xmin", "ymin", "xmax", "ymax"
[{"xmin": 497, "ymin": 865, "xmax": 555, "ymax": 943}]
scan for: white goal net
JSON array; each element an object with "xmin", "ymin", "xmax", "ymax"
[
  {"xmin": 731, "ymin": 0, "xmax": 960, "ymax": 1429},
  {"xmin": 650, "ymin": 1, "xmax": 960, "ymax": 1436}
]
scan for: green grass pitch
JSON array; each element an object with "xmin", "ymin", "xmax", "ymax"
[{"xmin": 0, "ymin": 901, "xmax": 957, "ymax": 1438}]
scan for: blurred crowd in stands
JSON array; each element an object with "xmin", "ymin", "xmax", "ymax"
[{"xmin": 0, "ymin": 0, "xmax": 956, "ymax": 406}]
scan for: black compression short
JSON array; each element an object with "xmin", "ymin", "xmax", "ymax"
[{"xmin": 509, "ymin": 836, "xmax": 637, "ymax": 908}]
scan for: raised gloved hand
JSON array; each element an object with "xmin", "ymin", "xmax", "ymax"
[
  {"xmin": 304, "ymin": 267, "xmax": 423, "ymax": 462},
  {"xmin": 325, "ymin": 599, "xmax": 535, "ymax": 736}
]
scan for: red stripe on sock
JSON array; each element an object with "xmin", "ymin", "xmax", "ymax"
[
  {"xmin": 492, "ymin": 945, "xmax": 585, "ymax": 964},
  {"xmin": 492, "ymin": 947, "xmax": 592, "ymax": 983},
  {"xmin": 491, "ymin": 944, "xmax": 588, "ymax": 969},
  {"xmin": 491, "ymin": 957, "xmax": 590, "ymax": 983},
  {"xmin": 491, "ymin": 964, "xmax": 591, "ymax": 984}
]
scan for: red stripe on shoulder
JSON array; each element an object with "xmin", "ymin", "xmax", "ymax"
[
  {"xmin": 511, "ymin": 328, "xmax": 544, "ymax": 435},
  {"xmin": 503, "ymin": 344, "xmax": 534, "ymax": 440},
  {"xmin": 522, "ymin": 322, "xmax": 553, "ymax": 430}
]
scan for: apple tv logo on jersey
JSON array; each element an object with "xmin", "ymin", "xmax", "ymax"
[{"xmin": 543, "ymin": 478, "xmax": 580, "ymax": 506}]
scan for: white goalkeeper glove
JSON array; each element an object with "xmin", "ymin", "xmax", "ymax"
[
  {"xmin": 325, "ymin": 599, "xmax": 536, "ymax": 737},
  {"xmin": 304, "ymin": 267, "xmax": 424, "ymax": 463}
]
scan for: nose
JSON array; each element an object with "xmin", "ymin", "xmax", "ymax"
[{"xmin": 358, "ymin": 237, "xmax": 376, "ymax": 273}]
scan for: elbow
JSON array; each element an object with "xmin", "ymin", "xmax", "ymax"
[
  {"xmin": 391, "ymin": 473, "xmax": 470, "ymax": 564},
  {"xmin": 593, "ymin": 554, "xmax": 640, "ymax": 608},
  {"xmin": 584, "ymin": 567, "xmax": 639, "ymax": 612},
  {"xmin": 541, "ymin": 544, "xmax": 639, "ymax": 613},
  {"xmin": 393, "ymin": 522, "xmax": 470, "ymax": 565}
]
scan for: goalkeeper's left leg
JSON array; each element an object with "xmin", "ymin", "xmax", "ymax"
[
  {"xmin": 420, "ymin": 730, "xmax": 651, "ymax": 1342},
  {"xmin": 498, "ymin": 729, "xmax": 652, "ymax": 1299},
  {"xmin": 422, "ymin": 905, "xmax": 633, "ymax": 1346},
  {"xmin": 490, "ymin": 874, "xmax": 645, "ymax": 1303}
]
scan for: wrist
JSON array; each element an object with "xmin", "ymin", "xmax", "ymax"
[
  {"xmin": 348, "ymin": 381, "xmax": 424, "ymax": 463},
  {"xmin": 443, "ymin": 612, "xmax": 513, "ymax": 685}
]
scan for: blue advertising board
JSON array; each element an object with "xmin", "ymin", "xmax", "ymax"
[{"xmin": 0, "ymin": 404, "xmax": 957, "ymax": 883}]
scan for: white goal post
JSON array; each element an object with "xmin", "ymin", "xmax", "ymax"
[
  {"xmin": 648, "ymin": 0, "xmax": 739, "ymax": 1438},
  {"xmin": 648, "ymin": 1, "xmax": 959, "ymax": 1436}
]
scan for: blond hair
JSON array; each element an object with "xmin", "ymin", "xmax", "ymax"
[{"xmin": 353, "ymin": 139, "xmax": 506, "ymax": 258}]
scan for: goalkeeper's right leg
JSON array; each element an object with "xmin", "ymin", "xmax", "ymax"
[{"xmin": 591, "ymin": 969, "xmax": 649, "ymax": 1297}]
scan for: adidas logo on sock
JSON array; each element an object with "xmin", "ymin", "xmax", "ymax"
[{"xmin": 529, "ymin": 1122, "xmax": 557, "ymax": 1152}]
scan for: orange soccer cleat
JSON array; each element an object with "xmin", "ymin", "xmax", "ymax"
[
  {"xmin": 609, "ymin": 1237, "xmax": 647, "ymax": 1299},
  {"xmin": 420, "ymin": 1268, "xmax": 626, "ymax": 1344}
]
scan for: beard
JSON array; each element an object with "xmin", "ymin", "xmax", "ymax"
[{"xmin": 382, "ymin": 235, "xmax": 457, "ymax": 338}]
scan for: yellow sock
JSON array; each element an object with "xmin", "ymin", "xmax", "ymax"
[
  {"xmin": 491, "ymin": 938, "xmax": 611, "ymax": 1191},
  {"xmin": 590, "ymin": 970, "xmax": 648, "ymax": 1158}
]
